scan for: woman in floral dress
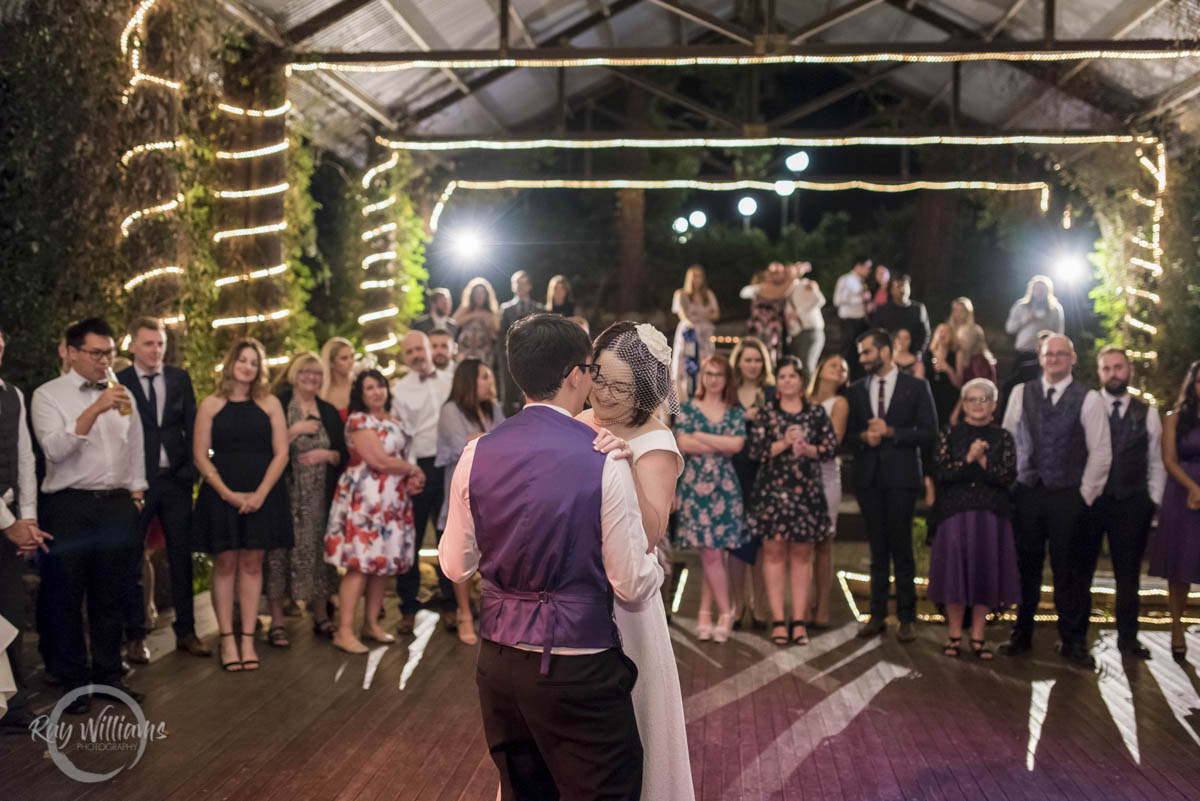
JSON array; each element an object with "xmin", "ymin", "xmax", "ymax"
[
  {"xmin": 324, "ymin": 369, "xmax": 425, "ymax": 655},
  {"xmin": 747, "ymin": 356, "xmax": 838, "ymax": 646},
  {"xmin": 453, "ymin": 278, "xmax": 501, "ymax": 369},
  {"xmin": 675, "ymin": 354, "xmax": 748, "ymax": 643}
]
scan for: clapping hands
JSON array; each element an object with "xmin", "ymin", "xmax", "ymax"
[{"xmin": 966, "ymin": 438, "xmax": 989, "ymax": 468}]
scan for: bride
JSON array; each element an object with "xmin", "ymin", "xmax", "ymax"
[{"xmin": 578, "ymin": 321, "xmax": 695, "ymax": 801}]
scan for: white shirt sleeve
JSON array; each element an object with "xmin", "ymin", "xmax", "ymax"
[
  {"xmin": 1147, "ymin": 405, "xmax": 1166, "ymax": 506},
  {"xmin": 438, "ymin": 437, "xmax": 480, "ymax": 582},
  {"xmin": 601, "ymin": 455, "xmax": 663, "ymax": 603},
  {"xmin": 1004, "ymin": 300, "xmax": 1029, "ymax": 335},
  {"xmin": 16, "ymin": 387, "xmax": 36, "ymax": 520},
  {"xmin": 31, "ymin": 385, "xmax": 88, "ymax": 464},
  {"xmin": 1079, "ymin": 390, "xmax": 1113, "ymax": 506},
  {"xmin": 738, "ymin": 284, "xmax": 759, "ymax": 300},
  {"xmin": 832, "ymin": 274, "xmax": 851, "ymax": 308},
  {"xmin": 1002, "ymin": 384, "xmax": 1024, "ymax": 437}
]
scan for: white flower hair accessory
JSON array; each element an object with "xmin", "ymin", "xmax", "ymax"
[{"xmin": 636, "ymin": 323, "xmax": 672, "ymax": 366}]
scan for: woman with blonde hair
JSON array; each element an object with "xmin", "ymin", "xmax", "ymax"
[
  {"xmin": 1004, "ymin": 274, "xmax": 1065, "ymax": 390},
  {"xmin": 955, "ymin": 323, "xmax": 997, "ymax": 386},
  {"xmin": 264, "ymin": 353, "xmax": 349, "ymax": 644},
  {"xmin": 671, "ymin": 265, "xmax": 720, "ymax": 401},
  {"xmin": 944, "ymin": 296, "xmax": 976, "ymax": 355},
  {"xmin": 454, "ymin": 277, "xmax": 501, "ymax": 367},
  {"xmin": 193, "ymin": 339, "xmax": 292, "ymax": 671},
  {"xmin": 546, "ymin": 274, "xmax": 575, "ymax": 317},
  {"xmin": 319, "ymin": 337, "xmax": 356, "ymax": 421}
]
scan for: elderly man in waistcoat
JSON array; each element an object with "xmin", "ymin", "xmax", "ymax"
[
  {"xmin": 1077, "ymin": 346, "xmax": 1164, "ymax": 659},
  {"xmin": 1001, "ymin": 334, "xmax": 1111, "ymax": 669},
  {"xmin": 440, "ymin": 313, "xmax": 661, "ymax": 801}
]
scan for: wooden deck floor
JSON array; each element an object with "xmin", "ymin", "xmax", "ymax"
[{"xmin": 3, "ymin": 555, "xmax": 1200, "ymax": 801}]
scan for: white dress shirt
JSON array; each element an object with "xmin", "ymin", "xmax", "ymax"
[
  {"xmin": 1004, "ymin": 298, "xmax": 1065, "ymax": 352},
  {"xmin": 869, "ymin": 365, "xmax": 900, "ymax": 416},
  {"xmin": 0, "ymin": 380, "xmax": 37, "ymax": 529},
  {"xmin": 390, "ymin": 367, "xmax": 454, "ymax": 460},
  {"xmin": 1003, "ymin": 375, "xmax": 1112, "ymax": 505},
  {"xmin": 787, "ymin": 279, "xmax": 826, "ymax": 335},
  {"xmin": 31, "ymin": 369, "xmax": 147, "ymax": 494},
  {"xmin": 439, "ymin": 402, "xmax": 663, "ymax": 653},
  {"xmin": 1101, "ymin": 388, "xmax": 1166, "ymax": 505},
  {"xmin": 135, "ymin": 364, "xmax": 169, "ymax": 469},
  {"xmin": 833, "ymin": 271, "xmax": 867, "ymax": 320}
]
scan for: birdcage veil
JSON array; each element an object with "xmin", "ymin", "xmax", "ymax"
[{"xmin": 607, "ymin": 323, "xmax": 681, "ymax": 417}]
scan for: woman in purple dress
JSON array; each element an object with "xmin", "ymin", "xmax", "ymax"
[
  {"xmin": 1149, "ymin": 360, "xmax": 1200, "ymax": 663},
  {"xmin": 927, "ymin": 378, "xmax": 1019, "ymax": 660}
]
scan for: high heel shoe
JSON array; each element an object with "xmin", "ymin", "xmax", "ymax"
[
  {"xmin": 217, "ymin": 632, "xmax": 242, "ymax": 672},
  {"xmin": 712, "ymin": 611, "xmax": 735, "ymax": 643},
  {"xmin": 457, "ymin": 615, "xmax": 479, "ymax": 646},
  {"xmin": 239, "ymin": 633, "xmax": 260, "ymax": 671},
  {"xmin": 362, "ymin": 629, "xmax": 396, "ymax": 644},
  {"xmin": 696, "ymin": 613, "xmax": 713, "ymax": 641}
]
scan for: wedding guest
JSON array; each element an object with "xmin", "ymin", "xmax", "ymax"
[
  {"xmin": 1004, "ymin": 275, "xmax": 1064, "ymax": 392},
  {"xmin": 870, "ymin": 274, "xmax": 930, "ymax": 356},
  {"xmin": 743, "ymin": 261, "xmax": 790, "ymax": 368},
  {"xmin": 265, "ymin": 353, "xmax": 348, "ymax": 644},
  {"xmin": 391, "ymin": 331, "xmax": 453, "ymax": 635},
  {"xmin": 945, "ymin": 297, "xmax": 976, "ymax": 356},
  {"xmin": 833, "ymin": 257, "xmax": 873, "ymax": 380},
  {"xmin": 785, "ymin": 261, "xmax": 825, "ymax": 377},
  {"xmin": 955, "ymin": 323, "xmax": 997, "ymax": 385},
  {"xmin": 870, "ymin": 265, "xmax": 891, "ymax": 311},
  {"xmin": 428, "ymin": 327, "xmax": 457, "ymax": 373},
  {"xmin": 675, "ymin": 355, "xmax": 747, "ymax": 643},
  {"xmin": 325, "ymin": 370, "xmax": 424, "ymax": 654},
  {"xmin": 0, "ymin": 327, "xmax": 49, "ymax": 729},
  {"xmin": 729, "ymin": 337, "xmax": 775, "ymax": 630},
  {"xmin": 927, "ymin": 379, "xmax": 1019, "ymax": 660},
  {"xmin": 925, "ymin": 324, "xmax": 960, "ymax": 428},
  {"xmin": 436, "ymin": 359, "xmax": 505, "ymax": 645},
  {"xmin": 671, "ymin": 265, "xmax": 720, "ymax": 401},
  {"xmin": 498, "ymin": 270, "xmax": 545, "ymax": 416},
  {"xmin": 411, "ymin": 288, "xmax": 458, "ymax": 339},
  {"xmin": 116, "ymin": 317, "xmax": 208, "ymax": 661},
  {"xmin": 748, "ymin": 356, "xmax": 838, "ymax": 646},
  {"xmin": 847, "ymin": 329, "xmax": 938, "ymax": 642},
  {"xmin": 192, "ymin": 339, "xmax": 292, "ymax": 673},
  {"xmin": 891, "ymin": 329, "xmax": 924, "ymax": 378},
  {"xmin": 1148, "ymin": 360, "xmax": 1200, "ymax": 663},
  {"xmin": 32, "ymin": 318, "xmax": 146, "ymax": 711},
  {"xmin": 807, "ymin": 355, "xmax": 850, "ymax": 629},
  {"xmin": 546, "ymin": 274, "xmax": 576, "ymax": 317},
  {"xmin": 1000, "ymin": 334, "xmax": 1111, "ymax": 669},
  {"xmin": 453, "ymin": 278, "xmax": 500, "ymax": 367},
  {"xmin": 319, "ymin": 337, "xmax": 356, "ymax": 421}
]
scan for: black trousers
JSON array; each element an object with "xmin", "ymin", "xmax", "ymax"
[
  {"xmin": 1012, "ymin": 484, "xmax": 1089, "ymax": 645},
  {"xmin": 1081, "ymin": 492, "xmax": 1154, "ymax": 644},
  {"xmin": 121, "ymin": 474, "xmax": 195, "ymax": 639},
  {"xmin": 477, "ymin": 642, "xmax": 643, "ymax": 801},
  {"xmin": 41, "ymin": 489, "xmax": 140, "ymax": 688},
  {"xmin": 856, "ymin": 487, "xmax": 919, "ymax": 622},
  {"xmin": 0, "ymin": 533, "xmax": 29, "ymax": 719},
  {"xmin": 396, "ymin": 457, "xmax": 445, "ymax": 616},
  {"xmin": 840, "ymin": 317, "xmax": 868, "ymax": 381}
]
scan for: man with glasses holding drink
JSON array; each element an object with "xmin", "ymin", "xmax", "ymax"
[
  {"xmin": 1001, "ymin": 334, "xmax": 1111, "ymax": 669},
  {"xmin": 31, "ymin": 318, "xmax": 147, "ymax": 713}
]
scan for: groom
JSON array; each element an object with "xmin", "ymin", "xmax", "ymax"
[{"xmin": 439, "ymin": 313, "xmax": 662, "ymax": 801}]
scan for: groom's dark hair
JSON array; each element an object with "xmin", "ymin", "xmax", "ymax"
[{"xmin": 507, "ymin": 313, "xmax": 593, "ymax": 401}]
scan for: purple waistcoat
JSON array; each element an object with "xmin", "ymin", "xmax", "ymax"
[
  {"xmin": 1016, "ymin": 379, "xmax": 1089, "ymax": 490},
  {"xmin": 468, "ymin": 405, "xmax": 618, "ymax": 672}
]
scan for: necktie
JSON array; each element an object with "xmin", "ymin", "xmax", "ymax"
[
  {"xmin": 145, "ymin": 373, "xmax": 159, "ymax": 425},
  {"xmin": 876, "ymin": 377, "xmax": 886, "ymax": 418},
  {"xmin": 1111, "ymin": 399, "xmax": 1122, "ymax": 425},
  {"xmin": 1046, "ymin": 387, "xmax": 1056, "ymax": 405}
]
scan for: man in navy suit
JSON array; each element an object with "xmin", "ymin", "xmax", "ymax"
[
  {"xmin": 846, "ymin": 329, "xmax": 938, "ymax": 642},
  {"xmin": 117, "ymin": 317, "xmax": 209, "ymax": 659}
]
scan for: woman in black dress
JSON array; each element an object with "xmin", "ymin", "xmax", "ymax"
[
  {"xmin": 546, "ymin": 274, "xmax": 576, "ymax": 317},
  {"xmin": 193, "ymin": 339, "xmax": 292, "ymax": 672},
  {"xmin": 747, "ymin": 356, "xmax": 838, "ymax": 646}
]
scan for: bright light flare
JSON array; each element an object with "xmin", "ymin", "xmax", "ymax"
[
  {"xmin": 785, "ymin": 151, "xmax": 810, "ymax": 172},
  {"xmin": 688, "ymin": 210, "xmax": 707, "ymax": 228},
  {"xmin": 450, "ymin": 229, "xmax": 487, "ymax": 261},
  {"xmin": 737, "ymin": 196, "xmax": 758, "ymax": 216},
  {"xmin": 1051, "ymin": 252, "xmax": 1091, "ymax": 285},
  {"xmin": 672, "ymin": 217, "xmax": 689, "ymax": 233}
]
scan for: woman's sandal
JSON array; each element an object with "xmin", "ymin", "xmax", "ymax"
[
  {"xmin": 790, "ymin": 622, "xmax": 809, "ymax": 646},
  {"xmin": 240, "ymin": 634, "xmax": 260, "ymax": 671},
  {"xmin": 970, "ymin": 638, "xmax": 994, "ymax": 661},
  {"xmin": 770, "ymin": 620, "xmax": 790, "ymax": 646},
  {"xmin": 267, "ymin": 626, "xmax": 290, "ymax": 648},
  {"xmin": 312, "ymin": 618, "xmax": 335, "ymax": 639},
  {"xmin": 217, "ymin": 632, "xmax": 242, "ymax": 672},
  {"xmin": 942, "ymin": 636, "xmax": 962, "ymax": 658}
]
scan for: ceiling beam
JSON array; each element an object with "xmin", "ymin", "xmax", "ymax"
[
  {"xmin": 925, "ymin": 0, "xmax": 1029, "ymax": 111},
  {"xmin": 284, "ymin": 0, "xmax": 375, "ymax": 45},
  {"xmin": 645, "ymin": 0, "xmax": 755, "ymax": 46},
  {"xmin": 766, "ymin": 65, "xmax": 902, "ymax": 128},
  {"xmin": 1135, "ymin": 71, "xmax": 1200, "ymax": 123},
  {"xmin": 790, "ymin": 0, "xmax": 886, "ymax": 44},
  {"xmin": 606, "ymin": 68, "xmax": 742, "ymax": 129}
]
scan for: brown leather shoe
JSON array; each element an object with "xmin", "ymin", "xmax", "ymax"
[
  {"xmin": 126, "ymin": 640, "xmax": 151, "ymax": 665},
  {"xmin": 176, "ymin": 633, "xmax": 212, "ymax": 657},
  {"xmin": 857, "ymin": 617, "xmax": 887, "ymax": 638},
  {"xmin": 896, "ymin": 621, "xmax": 917, "ymax": 643},
  {"xmin": 396, "ymin": 613, "xmax": 416, "ymax": 636}
]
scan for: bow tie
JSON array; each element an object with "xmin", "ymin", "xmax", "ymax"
[
  {"xmin": 418, "ymin": 371, "xmax": 436, "ymax": 383},
  {"xmin": 81, "ymin": 380, "xmax": 108, "ymax": 392}
]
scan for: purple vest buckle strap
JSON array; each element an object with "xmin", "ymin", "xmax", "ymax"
[{"xmin": 482, "ymin": 579, "xmax": 612, "ymax": 674}]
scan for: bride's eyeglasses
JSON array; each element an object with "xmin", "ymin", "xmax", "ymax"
[{"xmin": 592, "ymin": 371, "xmax": 635, "ymax": 398}]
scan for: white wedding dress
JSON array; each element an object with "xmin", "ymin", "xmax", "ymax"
[{"xmin": 618, "ymin": 429, "xmax": 695, "ymax": 801}]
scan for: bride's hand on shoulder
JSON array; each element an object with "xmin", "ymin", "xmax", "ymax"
[{"xmin": 592, "ymin": 428, "xmax": 632, "ymax": 461}]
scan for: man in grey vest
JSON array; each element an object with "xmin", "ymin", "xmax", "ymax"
[
  {"xmin": 0, "ymin": 327, "xmax": 51, "ymax": 729},
  {"xmin": 1078, "ymin": 346, "xmax": 1164, "ymax": 659},
  {"xmin": 1002, "ymin": 334, "xmax": 1111, "ymax": 668}
]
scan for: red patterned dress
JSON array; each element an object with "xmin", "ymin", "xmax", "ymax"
[{"xmin": 323, "ymin": 411, "xmax": 416, "ymax": 576}]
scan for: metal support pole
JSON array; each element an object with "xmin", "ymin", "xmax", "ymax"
[
  {"xmin": 1044, "ymin": 0, "xmax": 1055, "ymax": 45},
  {"xmin": 499, "ymin": 0, "xmax": 509, "ymax": 55}
]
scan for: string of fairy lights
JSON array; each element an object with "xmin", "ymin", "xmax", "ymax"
[
  {"xmin": 359, "ymin": 152, "xmax": 407, "ymax": 363},
  {"xmin": 1119, "ymin": 140, "xmax": 1167, "ymax": 397}
]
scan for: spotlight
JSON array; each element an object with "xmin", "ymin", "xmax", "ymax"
[
  {"xmin": 450, "ymin": 229, "xmax": 486, "ymax": 261},
  {"xmin": 774, "ymin": 181, "xmax": 796, "ymax": 197},
  {"xmin": 672, "ymin": 217, "xmax": 689, "ymax": 234},
  {"xmin": 785, "ymin": 151, "xmax": 810, "ymax": 172},
  {"xmin": 688, "ymin": 210, "xmax": 707, "ymax": 228},
  {"xmin": 737, "ymin": 196, "xmax": 758, "ymax": 217},
  {"xmin": 1050, "ymin": 252, "xmax": 1090, "ymax": 285}
]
